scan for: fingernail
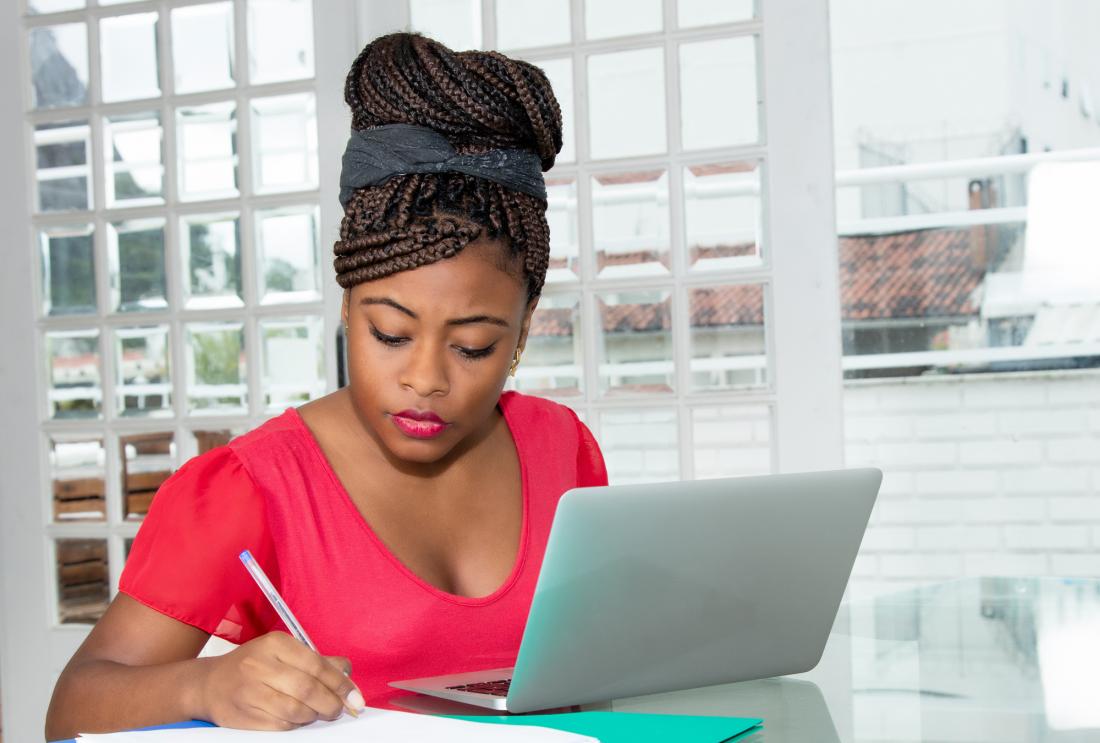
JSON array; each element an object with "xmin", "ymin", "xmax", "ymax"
[{"xmin": 346, "ymin": 688, "xmax": 366, "ymax": 711}]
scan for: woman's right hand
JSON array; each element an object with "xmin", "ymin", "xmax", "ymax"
[{"xmin": 197, "ymin": 631, "xmax": 366, "ymax": 730}]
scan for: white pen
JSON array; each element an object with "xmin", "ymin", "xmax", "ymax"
[{"xmin": 239, "ymin": 549, "xmax": 364, "ymax": 717}]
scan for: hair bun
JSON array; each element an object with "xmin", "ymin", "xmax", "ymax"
[{"xmin": 344, "ymin": 32, "xmax": 562, "ymax": 171}]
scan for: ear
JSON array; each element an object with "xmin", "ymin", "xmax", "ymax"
[{"xmin": 516, "ymin": 295, "xmax": 539, "ymax": 353}]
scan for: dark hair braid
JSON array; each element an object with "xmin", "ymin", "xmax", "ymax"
[{"xmin": 335, "ymin": 33, "xmax": 562, "ymax": 299}]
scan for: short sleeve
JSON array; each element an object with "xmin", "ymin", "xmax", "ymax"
[
  {"xmin": 119, "ymin": 446, "xmax": 280, "ymax": 644},
  {"xmin": 572, "ymin": 413, "xmax": 609, "ymax": 488}
]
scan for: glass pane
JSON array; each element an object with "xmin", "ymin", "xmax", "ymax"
[
  {"xmin": 115, "ymin": 326, "xmax": 171, "ymax": 417},
  {"xmin": 515, "ymin": 293, "xmax": 582, "ymax": 396},
  {"xmin": 833, "ymin": 6, "xmax": 1100, "ymax": 383},
  {"xmin": 592, "ymin": 170, "xmax": 670, "ymax": 278},
  {"xmin": 251, "ymin": 93, "xmax": 318, "ymax": 194},
  {"xmin": 689, "ymin": 283, "xmax": 768, "ymax": 390},
  {"xmin": 55, "ymin": 539, "xmax": 109, "ymax": 624},
  {"xmin": 248, "ymin": 0, "xmax": 314, "ymax": 84},
  {"xmin": 545, "ymin": 177, "xmax": 579, "ymax": 283},
  {"xmin": 108, "ymin": 218, "xmax": 167, "ymax": 312},
  {"xmin": 100, "ymin": 0, "xmax": 147, "ymax": 4},
  {"xmin": 171, "ymin": 2, "xmax": 235, "ymax": 94},
  {"xmin": 257, "ymin": 205, "xmax": 321, "ymax": 304},
  {"xmin": 100, "ymin": 12, "xmax": 160, "ymax": 102},
  {"xmin": 680, "ymin": 36, "xmax": 759, "ymax": 150},
  {"xmin": 838, "ymin": 223, "xmax": 1053, "ymax": 377},
  {"xmin": 600, "ymin": 407, "xmax": 679, "ymax": 484},
  {"xmin": 39, "ymin": 223, "xmax": 95, "ymax": 316},
  {"xmin": 50, "ymin": 435, "xmax": 105, "ymax": 523},
  {"xmin": 678, "ymin": 0, "xmax": 754, "ymax": 27},
  {"xmin": 186, "ymin": 321, "xmax": 246, "ymax": 413},
  {"xmin": 409, "ymin": 0, "xmax": 480, "ymax": 51},
  {"xmin": 176, "ymin": 102, "xmax": 239, "ymax": 201},
  {"xmin": 692, "ymin": 404, "xmax": 772, "ymax": 479},
  {"xmin": 105, "ymin": 111, "xmax": 164, "ymax": 206},
  {"xmin": 30, "ymin": 23, "xmax": 89, "ymax": 109},
  {"xmin": 537, "ymin": 58, "xmax": 574, "ymax": 164},
  {"xmin": 585, "ymin": 0, "xmax": 662, "ymax": 40},
  {"xmin": 47, "ymin": 329, "xmax": 102, "ymax": 419},
  {"xmin": 588, "ymin": 47, "xmax": 666, "ymax": 159},
  {"xmin": 29, "ymin": 0, "xmax": 84, "ymax": 12},
  {"xmin": 181, "ymin": 213, "xmax": 242, "ymax": 309},
  {"xmin": 684, "ymin": 162, "xmax": 762, "ymax": 271},
  {"xmin": 837, "ymin": 173, "xmax": 1030, "ymax": 223},
  {"xmin": 119, "ymin": 432, "xmax": 176, "ymax": 520},
  {"xmin": 36, "ymin": 120, "xmax": 91, "ymax": 212},
  {"xmin": 260, "ymin": 316, "xmax": 324, "ymax": 411},
  {"xmin": 498, "ymin": 0, "xmax": 570, "ymax": 49},
  {"xmin": 597, "ymin": 289, "xmax": 673, "ymax": 395}
]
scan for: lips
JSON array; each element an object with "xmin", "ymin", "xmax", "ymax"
[{"xmin": 390, "ymin": 409, "xmax": 449, "ymax": 439}]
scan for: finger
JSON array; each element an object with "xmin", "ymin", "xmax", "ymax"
[
  {"xmin": 254, "ymin": 681, "xmax": 325, "ymax": 726},
  {"xmin": 265, "ymin": 665, "xmax": 346, "ymax": 722},
  {"xmin": 276, "ymin": 644, "xmax": 364, "ymax": 715},
  {"xmin": 324, "ymin": 655, "xmax": 352, "ymax": 676},
  {"xmin": 236, "ymin": 703, "xmax": 304, "ymax": 732}
]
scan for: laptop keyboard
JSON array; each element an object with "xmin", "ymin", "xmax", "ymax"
[{"xmin": 446, "ymin": 678, "xmax": 512, "ymax": 697}]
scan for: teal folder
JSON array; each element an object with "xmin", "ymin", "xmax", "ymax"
[{"xmin": 445, "ymin": 711, "xmax": 763, "ymax": 742}]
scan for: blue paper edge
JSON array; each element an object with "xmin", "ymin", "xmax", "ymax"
[{"xmin": 54, "ymin": 719, "xmax": 214, "ymax": 742}]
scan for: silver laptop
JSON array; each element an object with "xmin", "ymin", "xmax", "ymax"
[{"xmin": 390, "ymin": 467, "xmax": 882, "ymax": 713}]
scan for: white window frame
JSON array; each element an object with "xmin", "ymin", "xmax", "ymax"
[{"xmin": 0, "ymin": 1, "xmax": 357, "ymax": 739}]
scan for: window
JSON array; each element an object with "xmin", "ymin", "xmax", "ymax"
[
  {"xmin": 412, "ymin": 0, "xmax": 798, "ymax": 484},
  {"xmin": 22, "ymin": 0, "xmax": 323, "ymax": 627}
]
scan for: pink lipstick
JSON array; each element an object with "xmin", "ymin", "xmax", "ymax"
[{"xmin": 390, "ymin": 409, "xmax": 449, "ymax": 439}]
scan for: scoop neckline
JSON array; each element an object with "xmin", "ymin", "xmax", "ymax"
[{"xmin": 287, "ymin": 391, "xmax": 531, "ymax": 607}]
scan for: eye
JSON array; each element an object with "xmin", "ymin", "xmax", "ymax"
[
  {"xmin": 369, "ymin": 325, "xmax": 409, "ymax": 347},
  {"xmin": 455, "ymin": 343, "xmax": 496, "ymax": 360}
]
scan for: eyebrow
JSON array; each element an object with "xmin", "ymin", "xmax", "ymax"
[{"xmin": 360, "ymin": 296, "xmax": 511, "ymax": 328}]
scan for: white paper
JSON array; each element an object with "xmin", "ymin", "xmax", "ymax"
[{"xmin": 77, "ymin": 707, "xmax": 597, "ymax": 742}]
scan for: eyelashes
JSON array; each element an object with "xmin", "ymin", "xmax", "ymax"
[
  {"xmin": 368, "ymin": 325, "xmax": 497, "ymax": 361},
  {"xmin": 368, "ymin": 325, "xmax": 408, "ymax": 347}
]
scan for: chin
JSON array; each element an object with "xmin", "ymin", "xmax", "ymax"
[{"xmin": 384, "ymin": 432, "xmax": 460, "ymax": 464}]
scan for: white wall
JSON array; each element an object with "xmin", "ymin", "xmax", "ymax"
[{"xmin": 845, "ymin": 368, "xmax": 1100, "ymax": 597}]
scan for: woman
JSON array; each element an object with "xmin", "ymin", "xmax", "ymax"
[{"xmin": 45, "ymin": 32, "xmax": 606, "ymax": 739}]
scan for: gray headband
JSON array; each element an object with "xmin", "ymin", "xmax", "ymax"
[{"xmin": 338, "ymin": 123, "xmax": 547, "ymax": 207}]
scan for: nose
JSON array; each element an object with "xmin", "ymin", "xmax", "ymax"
[{"xmin": 398, "ymin": 340, "xmax": 449, "ymax": 398}]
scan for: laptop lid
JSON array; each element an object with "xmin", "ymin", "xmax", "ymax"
[{"xmin": 505, "ymin": 468, "xmax": 881, "ymax": 712}]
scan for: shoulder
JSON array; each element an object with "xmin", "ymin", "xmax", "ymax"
[
  {"xmin": 500, "ymin": 391, "xmax": 608, "ymax": 486},
  {"xmin": 149, "ymin": 409, "xmax": 304, "ymax": 513},
  {"xmin": 227, "ymin": 408, "xmax": 307, "ymax": 460}
]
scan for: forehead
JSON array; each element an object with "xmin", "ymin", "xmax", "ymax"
[{"xmin": 350, "ymin": 237, "xmax": 527, "ymax": 314}]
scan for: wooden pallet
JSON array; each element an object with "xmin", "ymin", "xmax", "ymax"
[
  {"xmin": 56, "ymin": 539, "xmax": 109, "ymax": 624},
  {"xmin": 120, "ymin": 433, "xmax": 174, "ymax": 520},
  {"xmin": 52, "ymin": 476, "xmax": 106, "ymax": 521}
]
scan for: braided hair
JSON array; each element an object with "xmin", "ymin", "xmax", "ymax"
[{"xmin": 334, "ymin": 33, "xmax": 563, "ymax": 300}]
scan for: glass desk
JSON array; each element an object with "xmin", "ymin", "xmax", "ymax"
[
  {"xmin": 602, "ymin": 577, "xmax": 1100, "ymax": 742},
  {"xmin": 58, "ymin": 578, "xmax": 1100, "ymax": 742}
]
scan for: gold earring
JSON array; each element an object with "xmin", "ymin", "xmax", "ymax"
[{"xmin": 509, "ymin": 347, "xmax": 522, "ymax": 377}]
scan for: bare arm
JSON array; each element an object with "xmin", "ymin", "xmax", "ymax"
[{"xmin": 45, "ymin": 593, "xmax": 363, "ymax": 741}]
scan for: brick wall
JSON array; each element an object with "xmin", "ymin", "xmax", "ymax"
[{"xmin": 845, "ymin": 369, "xmax": 1100, "ymax": 597}]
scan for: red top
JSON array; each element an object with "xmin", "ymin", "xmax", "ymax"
[{"xmin": 119, "ymin": 391, "xmax": 607, "ymax": 702}]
